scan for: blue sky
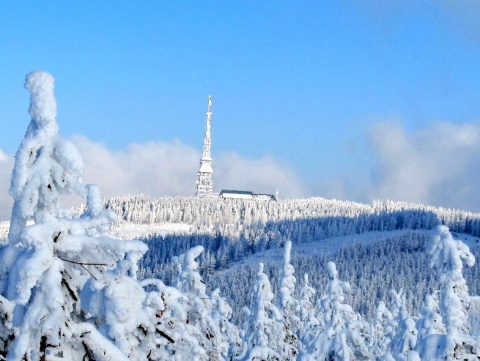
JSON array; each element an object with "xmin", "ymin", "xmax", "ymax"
[{"xmin": 1, "ymin": 1, "xmax": 480, "ymax": 218}]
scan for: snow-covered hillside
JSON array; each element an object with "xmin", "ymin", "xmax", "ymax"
[{"xmin": 1, "ymin": 71, "xmax": 479, "ymax": 360}]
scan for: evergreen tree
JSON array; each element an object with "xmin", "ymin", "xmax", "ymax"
[
  {"xmin": 371, "ymin": 301, "xmax": 395, "ymax": 360},
  {"xmin": 236, "ymin": 263, "xmax": 284, "ymax": 361},
  {"xmin": 413, "ymin": 226, "xmax": 479, "ymax": 360},
  {"xmin": 415, "ymin": 293, "xmax": 445, "ymax": 341},
  {"xmin": 277, "ymin": 240, "xmax": 299, "ymax": 359},
  {"xmin": 0, "ymin": 71, "xmax": 153, "ymax": 360},
  {"xmin": 389, "ymin": 290, "xmax": 417, "ymax": 361},
  {"xmin": 210, "ymin": 288, "xmax": 241, "ymax": 359},
  {"xmin": 300, "ymin": 262, "xmax": 371, "ymax": 361},
  {"xmin": 174, "ymin": 245, "xmax": 239, "ymax": 360},
  {"xmin": 298, "ymin": 273, "xmax": 318, "ymax": 357}
]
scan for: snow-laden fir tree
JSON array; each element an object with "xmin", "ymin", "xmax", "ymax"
[
  {"xmin": 0, "ymin": 71, "xmax": 141, "ymax": 360},
  {"xmin": 0, "ymin": 71, "xmax": 192, "ymax": 361},
  {"xmin": 299, "ymin": 262, "xmax": 371, "ymax": 361},
  {"xmin": 298, "ymin": 274, "xmax": 316, "ymax": 330},
  {"xmin": 370, "ymin": 301, "xmax": 395, "ymax": 360},
  {"xmin": 277, "ymin": 240, "xmax": 299, "ymax": 359},
  {"xmin": 174, "ymin": 245, "xmax": 239, "ymax": 360},
  {"xmin": 415, "ymin": 292, "xmax": 445, "ymax": 341},
  {"xmin": 167, "ymin": 246, "xmax": 214, "ymax": 360},
  {"xmin": 210, "ymin": 288, "xmax": 241, "ymax": 359},
  {"xmin": 236, "ymin": 263, "xmax": 285, "ymax": 361},
  {"xmin": 412, "ymin": 225, "xmax": 480, "ymax": 360},
  {"xmin": 297, "ymin": 273, "xmax": 318, "ymax": 357},
  {"xmin": 389, "ymin": 289, "xmax": 418, "ymax": 361}
]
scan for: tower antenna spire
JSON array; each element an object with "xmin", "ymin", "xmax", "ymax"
[{"xmin": 196, "ymin": 96, "xmax": 214, "ymax": 197}]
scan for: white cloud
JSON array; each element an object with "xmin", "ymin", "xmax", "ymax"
[
  {"xmin": 0, "ymin": 137, "xmax": 306, "ymax": 220},
  {"xmin": 366, "ymin": 121, "xmax": 480, "ymax": 211},
  {"xmin": 215, "ymin": 152, "xmax": 306, "ymax": 199},
  {"xmin": 71, "ymin": 136, "xmax": 200, "ymax": 199},
  {"xmin": 3, "ymin": 123, "xmax": 478, "ymax": 220},
  {"xmin": 0, "ymin": 150, "xmax": 7, "ymax": 162},
  {"xmin": 71, "ymin": 136, "xmax": 306, "ymax": 201}
]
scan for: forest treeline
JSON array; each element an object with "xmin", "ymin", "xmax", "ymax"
[
  {"xmin": 2, "ymin": 71, "xmax": 479, "ymax": 360},
  {"xmin": 106, "ymin": 195, "xmax": 480, "ymax": 239}
]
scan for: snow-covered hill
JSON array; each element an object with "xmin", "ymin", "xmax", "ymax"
[
  {"xmin": 3, "ymin": 70, "xmax": 478, "ymax": 360},
  {"xmin": 92, "ymin": 196, "xmax": 480, "ymax": 332}
]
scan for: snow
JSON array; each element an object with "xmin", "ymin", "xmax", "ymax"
[
  {"xmin": 24, "ymin": 71, "xmax": 57, "ymax": 129},
  {"xmin": 1, "ymin": 71, "xmax": 480, "ymax": 360},
  {"xmin": 0, "ymin": 221, "xmax": 9, "ymax": 243},
  {"xmin": 218, "ymin": 230, "xmax": 430, "ymax": 272},
  {"xmin": 110, "ymin": 222, "xmax": 191, "ymax": 240}
]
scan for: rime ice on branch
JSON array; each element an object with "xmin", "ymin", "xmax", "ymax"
[
  {"xmin": 413, "ymin": 225, "xmax": 478, "ymax": 360},
  {"xmin": 8, "ymin": 71, "xmax": 84, "ymax": 243},
  {"xmin": 0, "ymin": 71, "xmax": 164, "ymax": 361}
]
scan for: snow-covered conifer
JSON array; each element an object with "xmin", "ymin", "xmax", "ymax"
[
  {"xmin": 236, "ymin": 263, "xmax": 285, "ymax": 361},
  {"xmin": 7, "ymin": 71, "xmax": 83, "ymax": 243},
  {"xmin": 0, "ymin": 71, "xmax": 181, "ymax": 361},
  {"xmin": 416, "ymin": 293, "xmax": 445, "ymax": 341},
  {"xmin": 298, "ymin": 273, "xmax": 318, "ymax": 357},
  {"xmin": 429, "ymin": 226, "xmax": 474, "ymax": 335},
  {"xmin": 298, "ymin": 273, "xmax": 317, "ymax": 331},
  {"xmin": 413, "ymin": 226, "xmax": 480, "ymax": 360},
  {"xmin": 139, "ymin": 277, "xmax": 208, "ymax": 361},
  {"xmin": 277, "ymin": 240, "xmax": 299, "ymax": 359},
  {"xmin": 370, "ymin": 300, "xmax": 395, "ymax": 360},
  {"xmin": 389, "ymin": 290, "xmax": 418, "ymax": 361},
  {"xmin": 210, "ymin": 288, "xmax": 241, "ymax": 359},
  {"xmin": 174, "ymin": 245, "xmax": 239, "ymax": 360},
  {"xmin": 300, "ymin": 261, "xmax": 371, "ymax": 361}
]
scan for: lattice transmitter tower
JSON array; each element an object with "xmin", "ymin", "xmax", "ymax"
[{"xmin": 196, "ymin": 96, "xmax": 214, "ymax": 197}]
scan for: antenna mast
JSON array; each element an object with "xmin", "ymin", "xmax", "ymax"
[{"xmin": 196, "ymin": 96, "xmax": 214, "ymax": 197}]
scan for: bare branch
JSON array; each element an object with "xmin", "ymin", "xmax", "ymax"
[
  {"xmin": 58, "ymin": 257, "xmax": 108, "ymax": 267},
  {"xmin": 82, "ymin": 341, "xmax": 95, "ymax": 361},
  {"xmin": 156, "ymin": 328, "xmax": 175, "ymax": 344}
]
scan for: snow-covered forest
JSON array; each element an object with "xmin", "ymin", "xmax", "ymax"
[
  {"xmin": 103, "ymin": 195, "xmax": 480, "ymax": 326},
  {"xmin": 0, "ymin": 71, "xmax": 479, "ymax": 360}
]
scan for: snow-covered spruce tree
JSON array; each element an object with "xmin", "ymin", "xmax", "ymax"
[
  {"xmin": 297, "ymin": 273, "xmax": 319, "ymax": 358},
  {"xmin": 210, "ymin": 288, "xmax": 242, "ymax": 359},
  {"xmin": 277, "ymin": 240, "xmax": 299, "ymax": 359},
  {"xmin": 370, "ymin": 300, "xmax": 395, "ymax": 360},
  {"xmin": 139, "ymin": 276, "xmax": 207, "ymax": 360},
  {"xmin": 174, "ymin": 245, "xmax": 239, "ymax": 360},
  {"xmin": 298, "ymin": 273, "xmax": 316, "ymax": 331},
  {"xmin": 299, "ymin": 261, "xmax": 372, "ymax": 361},
  {"xmin": 0, "ymin": 71, "xmax": 181, "ymax": 360},
  {"xmin": 389, "ymin": 289, "xmax": 418, "ymax": 361},
  {"xmin": 415, "ymin": 292, "xmax": 445, "ymax": 341},
  {"xmin": 412, "ymin": 225, "xmax": 480, "ymax": 360},
  {"xmin": 236, "ymin": 263, "xmax": 285, "ymax": 361}
]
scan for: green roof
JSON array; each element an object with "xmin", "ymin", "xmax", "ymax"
[{"xmin": 220, "ymin": 190, "xmax": 254, "ymax": 196}]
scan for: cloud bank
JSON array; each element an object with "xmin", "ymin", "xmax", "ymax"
[
  {"xmin": 216, "ymin": 152, "xmax": 305, "ymax": 199},
  {"xmin": 367, "ymin": 121, "xmax": 480, "ymax": 212},
  {"xmin": 0, "ymin": 137, "xmax": 306, "ymax": 220},
  {"xmin": 1, "ymin": 122, "xmax": 479, "ymax": 220},
  {"xmin": 72, "ymin": 136, "xmax": 305, "ymax": 201}
]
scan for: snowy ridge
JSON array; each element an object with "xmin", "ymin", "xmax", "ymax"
[
  {"xmin": 199, "ymin": 229, "xmax": 480, "ymax": 324},
  {"xmin": 105, "ymin": 196, "xmax": 480, "ymax": 250},
  {"xmin": 106, "ymin": 195, "xmax": 480, "ymax": 236},
  {"xmin": 1, "ymin": 71, "xmax": 479, "ymax": 360},
  {"xmin": 110, "ymin": 222, "xmax": 191, "ymax": 240}
]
